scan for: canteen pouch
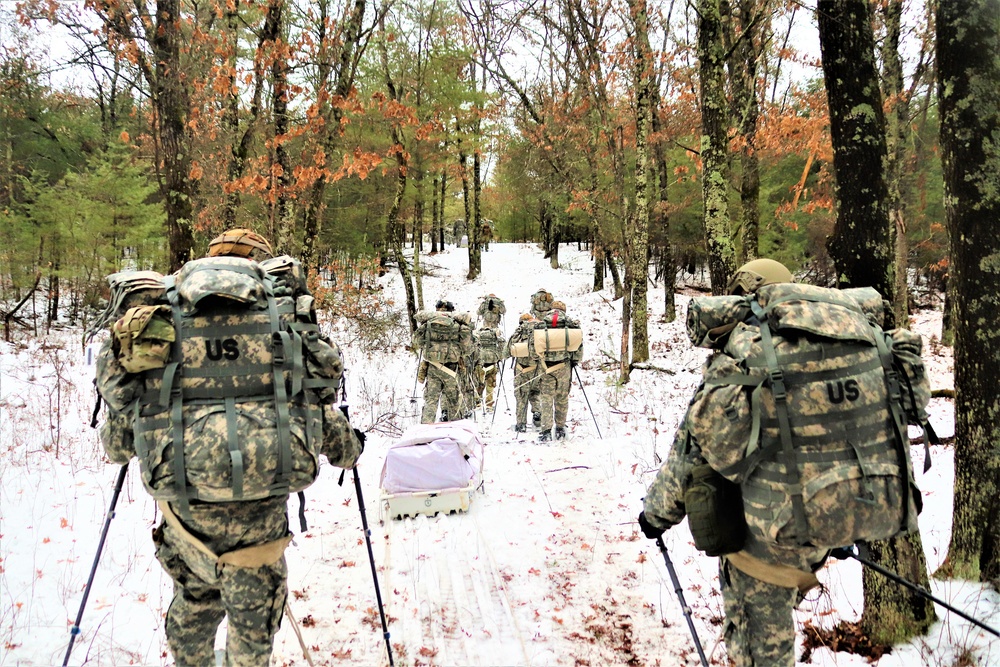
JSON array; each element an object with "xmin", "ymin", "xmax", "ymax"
[{"xmin": 684, "ymin": 464, "xmax": 748, "ymax": 557}]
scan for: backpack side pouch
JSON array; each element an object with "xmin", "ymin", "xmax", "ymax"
[{"xmin": 684, "ymin": 464, "xmax": 748, "ymax": 557}]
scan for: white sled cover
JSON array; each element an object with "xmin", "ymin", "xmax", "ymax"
[{"xmin": 380, "ymin": 420, "xmax": 485, "ymax": 494}]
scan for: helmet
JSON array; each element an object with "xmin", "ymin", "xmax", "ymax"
[
  {"xmin": 435, "ymin": 299, "xmax": 455, "ymax": 312},
  {"xmin": 551, "ymin": 300, "xmax": 566, "ymax": 311},
  {"xmin": 519, "ymin": 313, "xmax": 534, "ymax": 323},
  {"xmin": 207, "ymin": 228, "xmax": 273, "ymax": 260},
  {"xmin": 727, "ymin": 258, "xmax": 792, "ymax": 295}
]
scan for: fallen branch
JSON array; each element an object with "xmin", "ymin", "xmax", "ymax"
[
  {"xmin": 930, "ymin": 388, "xmax": 954, "ymax": 399},
  {"xmin": 543, "ymin": 466, "xmax": 592, "ymax": 474},
  {"xmin": 912, "ymin": 434, "xmax": 954, "ymax": 447},
  {"xmin": 630, "ymin": 362, "xmax": 676, "ymax": 375}
]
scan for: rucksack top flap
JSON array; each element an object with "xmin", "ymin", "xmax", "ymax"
[
  {"xmin": 176, "ymin": 257, "xmax": 267, "ymax": 311},
  {"xmin": 754, "ymin": 284, "xmax": 875, "ymax": 344}
]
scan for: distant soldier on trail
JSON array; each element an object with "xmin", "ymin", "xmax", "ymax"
[
  {"xmin": 532, "ymin": 300, "xmax": 584, "ymax": 442},
  {"xmin": 507, "ymin": 313, "xmax": 543, "ymax": 433},
  {"xmin": 529, "ymin": 288, "xmax": 554, "ymax": 321},
  {"xmin": 414, "ymin": 299, "xmax": 475, "ymax": 423}
]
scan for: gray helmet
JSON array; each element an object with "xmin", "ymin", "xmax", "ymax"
[{"xmin": 727, "ymin": 258, "xmax": 793, "ymax": 295}]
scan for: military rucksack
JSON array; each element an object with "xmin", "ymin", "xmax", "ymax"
[
  {"xmin": 475, "ymin": 327, "xmax": 504, "ymax": 366},
  {"xmin": 414, "ymin": 310, "xmax": 472, "ymax": 365},
  {"xmin": 530, "ymin": 290, "xmax": 554, "ymax": 318},
  {"xmin": 529, "ymin": 309, "xmax": 583, "ymax": 365},
  {"xmin": 477, "ymin": 295, "xmax": 506, "ymax": 326},
  {"xmin": 85, "ymin": 270, "xmax": 167, "ymax": 346},
  {"xmin": 685, "ymin": 283, "xmax": 929, "ymax": 551},
  {"xmin": 101, "ymin": 256, "xmax": 343, "ymax": 516}
]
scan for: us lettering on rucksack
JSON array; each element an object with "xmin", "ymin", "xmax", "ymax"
[
  {"xmin": 684, "ymin": 283, "xmax": 929, "ymax": 551},
  {"xmin": 97, "ymin": 255, "xmax": 349, "ymax": 515}
]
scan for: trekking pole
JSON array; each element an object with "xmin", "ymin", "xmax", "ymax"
[
  {"xmin": 572, "ymin": 365, "xmax": 602, "ymax": 439},
  {"xmin": 338, "ymin": 403, "xmax": 395, "ymax": 667},
  {"xmin": 831, "ymin": 545, "xmax": 1000, "ymax": 638},
  {"xmin": 63, "ymin": 463, "xmax": 129, "ymax": 667},
  {"xmin": 655, "ymin": 537, "xmax": 710, "ymax": 667},
  {"xmin": 410, "ymin": 351, "xmax": 423, "ymax": 405}
]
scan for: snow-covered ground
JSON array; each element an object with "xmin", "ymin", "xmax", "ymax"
[{"xmin": 2, "ymin": 242, "xmax": 994, "ymax": 666}]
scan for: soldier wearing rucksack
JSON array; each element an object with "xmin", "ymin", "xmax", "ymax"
[
  {"xmin": 529, "ymin": 288, "xmax": 554, "ymax": 320},
  {"xmin": 414, "ymin": 300, "xmax": 475, "ymax": 423},
  {"xmin": 637, "ymin": 259, "xmax": 932, "ymax": 667},
  {"xmin": 473, "ymin": 324, "xmax": 506, "ymax": 410},
  {"xmin": 94, "ymin": 229, "xmax": 363, "ymax": 667},
  {"xmin": 532, "ymin": 300, "xmax": 584, "ymax": 442},
  {"xmin": 477, "ymin": 293, "xmax": 506, "ymax": 329},
  {"xmin": 507, "ymin": 313, "xmax": 544, "ymax": 432}
]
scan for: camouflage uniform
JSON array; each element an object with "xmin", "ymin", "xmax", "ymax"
[
  {"xmin": 421, "ymin": 360, "xmax": 464, "ymax": 422},
  {"xmin": 529, "ymin": 289, "xmax": 554, "ymax": 321},
  {"xmin": 534, "ymin": 308, "xmax": 583, "ymax": 437},
  {"xmin": 95, "ymin": 238, "xmax": 362, "ymax": 667},
  {"xmin": 643, "ymin": 399, "xmax": 826, "ymax": 667},
  {"xmin": 507, "ymin": 320, "xmax": 542, "ymax": 429}
]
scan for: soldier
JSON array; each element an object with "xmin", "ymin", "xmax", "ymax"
[
  {"xmin": 529, "ymin": 288, "xmax": 554, "ymax": 320},
  {"xmin": 534, "ymin": 300, "xmax": 583, "ymax": 442},
  {"xmin": 477, "ymin": 293, "xmax": 506, "ymax": 329},
  {"xmin": 96, "ymin": 228, "xmax": 363, "ymax": 666},
  {"xmin": 507, "ymin": 313, "xmax": 543, "ymax": 432},
  {"xmin": 638, "ymin": 258, "xmax": 930, "ymax": 667},
  {"xmin": 415, "ymin": 300, "xmax": 475, "ymax": 423}
]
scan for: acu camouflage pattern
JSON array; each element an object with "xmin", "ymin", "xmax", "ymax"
[
  {"xmin": 529, "ymin": 289, "xmax": 554, "ymax": 320},
  {"xmin": 720, "ymin": 559, "xmax": 801, "ymax": 667},
  {"xmin": 112, "ymin": 304, "xmax": 175, "ymax": 373},
  {"xmin": 154, "ymin": 496, "xmax": 290, "ymax": 667},
  {"xmin": 413, "ymin": 310, "xmax": 475, "ymax": 365},
  {"xmin": 477, "ymin": 295, "xmax": 506, "ymax": 328},
  {"xmin": 536, "ymin": 363, "xmax": 572, "ymax": 432},
  {"xmin": 421, "ymin": 362, "xmax": 463, "ymax": 423},
  {"xmin": 84, "ymin": 270, "xmax": 167, "ymax": 346},
  {"xmin": 530, "ymin": 309, "xmax": 584, "ymax": 365},
  {"xmin": 508, "ymin": 321, "xmax": 542, "ymax": 428},
  {"xmin": 687, "ymin": 283, "xmax": 924, "ymax": 548}
]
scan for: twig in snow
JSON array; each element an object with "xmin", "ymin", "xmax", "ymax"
[
  {"xmin": 543, "ymin": 465, "xmax": 592, "ymax": 474},
  {"xmin": 630, "ymin": 362, "xmax": 676, "ymax": 375}
]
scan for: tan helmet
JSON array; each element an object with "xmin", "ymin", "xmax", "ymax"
[
  {"xmin": 727, "ymin": 258, "xmax": 792, "ymax": 295},
  {"xmin": 207, "ymin": 228, "xmax": 273, "ymax": 260},
  {"xmin": 551, "ymin": 300, "xmax": 566, "ymax": 311},
  {"xmin": 519, "ymin": 313, "xmax": 534, "ymax": 323}
]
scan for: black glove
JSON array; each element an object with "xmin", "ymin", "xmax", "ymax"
[
  {"xmin": 637, "ymin": 511, "xmax": 666, "ymax": 540},
  {"xmin": 353, "ymin": 428, "xmax": 366, "ymax": 454}
]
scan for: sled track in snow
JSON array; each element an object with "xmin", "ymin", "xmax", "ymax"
[{"xmin": 383, "ymin": 501, "xmax": 531, "ymax": 666}]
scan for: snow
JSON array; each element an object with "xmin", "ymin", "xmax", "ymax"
[{"xmin": 1, "ymin": 242, "xmax": 995, "ymax": 666}]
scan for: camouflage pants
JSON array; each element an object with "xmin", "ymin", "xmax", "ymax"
[
  {"xmin": 536, "ymin": 362, "xmax": 572, "ymax": 431},
  {"xmin": 154, "ymin": 497, "xmax": 290, "ymax": 667},
  {"xmin": 513, "ymin": 364, "xmax": 541, "ymax": 426},
  {"xmin": 421, "ymin": 362, "xmax": 462, "ymax": 423},
  {"xmin": 719, "ymin": 558, "xmax": 799, "ymax": 667},
  {"xmin": 475, "ymin": 364, "xmax": 498, "ymax": 408}
]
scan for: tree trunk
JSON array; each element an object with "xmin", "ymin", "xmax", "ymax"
[
  {"xmin": 430, "ymin": 173, "xmax": 440, "ymax": 254},
  {"xmin": 819, "ymin": 0, "xmax": 894, "ymax": 300},
  {"xmin": 458, "ymin": 140, "xmax": 477, "ymax": 279},
  {"xmin": 818, "ymin": 0, "xmax": 934, "ymax": 642},
  {"xmin": 880, "ymin": 0, "xmax": 911, "ymax": 327},
  {"xmin": 651, "ymin": 86, "xmax": 675, "ymax": 322},
  {"xmin": 729, "ymin": 0, "xmax": 761, "ymax": 264},
  {"xmin": 698, "ymin": 0, "xmax": 736, "ymax": 295},
  {"xmin": 154, "ymin": 0, "xmax": 195, "ymax": 271},
  {"xmin": 593, "ymin": 234, "xmax": 605, "ymax": 291},
  {"xmin": 936, "ymin": 0, "xmax": 1000, "ymax": 585},
  {"xmin": 627, "ymin": 0, "xmax": 651, "ymax": 365},
  {"xmin": 266, "ymin": 0, "xmax": 294, "ymax": 254},
  {"xmin": 470, "ymin": 145, "xmax": 482, "ymax": 278}
]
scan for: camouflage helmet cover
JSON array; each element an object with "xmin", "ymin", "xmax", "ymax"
[
  {"xmin": 551, "ymin": 300, "xmax": 566, "ymax": 311},
  {"xmin": 519, "ymin": 313, "xmax": 534, "ymax": 323},
  {"xmin": 207, "ymin": 228, "xmax": 273, "ymax": 260},
  {"xmin": 727, "ymin": 258, "xmax": 793, "ymax": 295}
]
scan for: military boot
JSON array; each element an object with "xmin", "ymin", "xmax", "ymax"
[
  {"xmin": 532, "ymin": 412, "xmax": 541, "ymax": 427},
  {"xmin": 555, "ymin": 427, "xmax": 566, "ymax": 440},
  {"xmin": 440, "ymin": 409, "xmax": 449, "ymax": 422},
  {"xmin": 514, "ymin": 423, "xmax": 526, "ymax": 433},
  {"xmin": 538, "ymin": 429, "xmax": 552, "ymax": 443}
]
